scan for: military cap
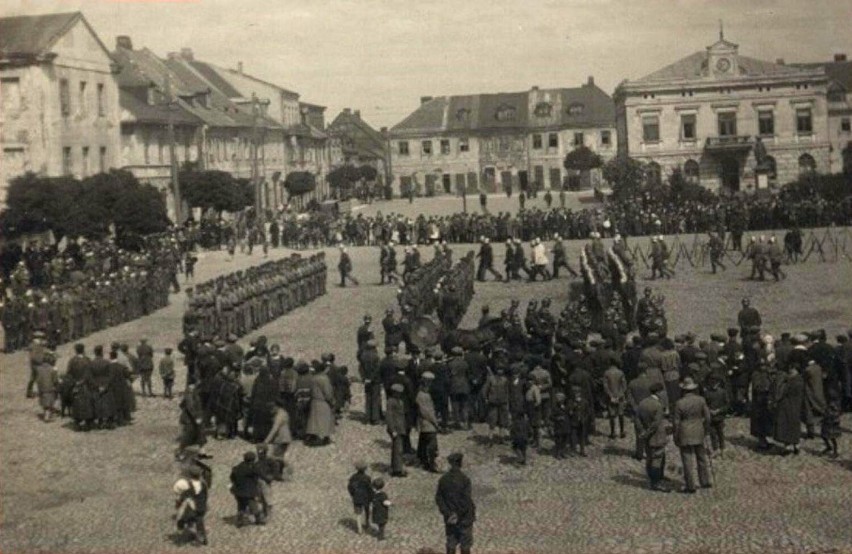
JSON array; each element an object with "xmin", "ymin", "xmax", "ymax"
[
  {"xmin": 390, "ymin": 383, "xmax": 405, "ymax": 393},
  {"xmin": 710, "ymin": 334, "xmax": 725, "ymax": 342},
  {"xmin": 680, "ymin": 377, "xmax": 699, "ymax": 391},
  {"xmin": 451, "ymin": 346, "xmax": 464, "ymax": 355},
  {"xmin": 447, "ymin": 452, "xmax": 464, "ymax": 465},
  {"xmin": 421, "ymin": 371, "xmax": 435, "ymax": 380},
  {"xmin": 695, "ymin": 351, "xmax": 708, "ymax": 360}
]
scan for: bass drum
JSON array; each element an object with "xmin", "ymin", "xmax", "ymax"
[{"xmin": 409, "ymin": 316, "xmax": 440, "ymax": 350}]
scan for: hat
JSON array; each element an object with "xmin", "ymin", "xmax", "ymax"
[
  {"xmin": 214, "ymin": 337, "xmax": 226, "ymax": 348},
  {"xmin": 227, "ymin": 333, "xmax": 238, "ymax": 342},
  {"xmin": 695, "ymin": 351, "xmax": 708, "ymax": 360},
  {"xmin": 447, "ymin": 452, "xmax": 464, "ymax": 466},
  {"xmin": 451, "ymin": 346, "xmax": 464, "ymax": 355},
  {"xmin": 727, "ymin": 328, "xmax": 739, "ymax": 337},
  {"xmin": 363, "ymin": 314, "xmax": 372, "ymax": 322},
  {"xmin": 366, "ymin": 339, "xmax": 377, "ymax": 348},
  {"xmin": 354, "ymin": 459, "xmax": 368, "ymax": 471},
  {"xmin": 681, "ymin": 377, "xmax": 699, "ymax": 391},
  {"xmin": 33, "ymin": 330, "xmax": 46, "ymax": 339},
  {"xmin": 390, "ymin": 383, "xmax": 405, "ymax": 393},
  {"xmin": 421, "ymin": 371, "xmax": 435, "ymax": 380}
]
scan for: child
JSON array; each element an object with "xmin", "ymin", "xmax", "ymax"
[
  {"xmin": 184, "ymin": 253, "xmax": 198, "ymax": 282},
  {"xmin": 567, "ymin": 385, "xmax": 589, "ymax": 456},
  {"xmin": 347, "ymin": 460, "xmax": 372, "ymax": 534},
  {"xmin": 510, "ymin": 411, "xmax": 530, "ymax": 465},
  {"xmin": 821, "ymin": 397, "xmax": 841, "ymax": 458},
  {"xmin": 173, "ymin": 464, "xmax": 208, "ymax": 546},
  {"xmin": 370, "ymin": 478, "xmax": 391, "ymax": 540},
  {"xmin": 550, "ymin": 392, "xmax": 569, "ymax": 459},
  {"xmin": 159, "ymin": 348, "xmax": 176, "ymax": 399}
]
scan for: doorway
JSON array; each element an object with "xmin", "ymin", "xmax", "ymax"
[
  {"xmin": 719, "ymin": 157, "xmax": 740, "ymax": 191},
  {"xmin": 518, "ymin": 170, "xmax": 529, "ymax": 192}
]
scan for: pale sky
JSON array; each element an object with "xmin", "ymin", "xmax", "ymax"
[{"xmin": 3, "ymin": 0, "xmax": 852, "ymax": 129}]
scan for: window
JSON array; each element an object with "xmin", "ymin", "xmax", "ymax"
[
  {"xmin": 532, "ymin": 134, "xmax": 543, "ymax": 149},
  {"xmin": 440, "ymin": 139, "xmax": 450, "ymax": 155},
  {"xmin": 99, "ymin": 147, "xmax": 107, "ymax": 173},
  {"xmin": 421, "ymin": 140, "xmax": 432, "ymax": 155},
  {"xmin": 600, "ymin": 130, "xmax": 611, "ymax": 147},
  {"xmin": 97, "ymin": 83, "xmax": 105, "ymax": 116},
  {"xmin": 550, "ymin": 133, "xmax": 560, "ymax": 148},
  {"xmin": 62, "ymin": 146, "xmax": 72, "ymax": 175},
  {"xmin": 642, "ymin": 115, "xmax": 660, "ymax": 142},
  {"xmin": 81, "ymin": 146, "xmax": 89, "ymax": 176},
  {"xmin": 398, "ymin": 141, "xmax": 409, "ymax": 156},
  {"xmin": 459, "ymin": 137, "xmax": 469, "ymax": 153},
  {"xmin": 758, "ymin": 110, "xmax": 775, "ymax": 136},
  {"xmin": 1, "ymin": 77, "xmax": 21, "ymax": 113},
  {"xmin": 455, "ymin": 108, "xmax": 470, "ymax": 122},
  {"xmin": 684, "ymin": 159, "xmax": 700, "ymax": 183},
  {"xmin": 534, "ymin": 165, "xmax": 544, "ymax": 188},
  {"xmin": 680, "ymin": 114, "xmax": 696, "ymax": 141},
  {"xmin": 78, "ymin": 81, "xmax": 87, "ymax": 115},
  {"xmin": 534, "ymin": 102, "xmax": 552, "ymax": 117},
  {"xmin": 572, "ymin": 133, "xmax": 582, "ymax": 147},
  {"xmin": 842, "ymin": 118, "xmax": 851, "ymax": 133},
  {"xmin": 798, "ymin": 153, "xmax": 816, "ymax": 175},
  {"xmin": 796, "ymin": 108, "xmax": 813, "ymax": 134},
  {"xmin": 495, "ymin": 105, "xmax": 516, "ymax": 122},
  {"xmin": 718, "ymin": 112, "xmax": 737, "ymax": 137},
  {"xmin": 567, "ymin": 103, "xmax": 585, "ymax": 116},
  {"xmin": 60, "ymin": 79, "xmax": 71, "ymax": 116}
]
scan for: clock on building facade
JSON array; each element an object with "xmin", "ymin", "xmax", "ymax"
[{"xmin": 716, "ymin": 58, "xmax": 731, "ymax": 73}]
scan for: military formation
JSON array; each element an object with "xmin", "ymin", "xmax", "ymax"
[
  {"xmin": 1, "ymin": 238, "xmax": 180, "ymax": 352},
  {"xmin": 435, "ymin": 252, "xmax": 476, "ymax": 330},
  {"xmin": 396, "ymin": 247, "xmax": 453, "ymax": 319},
  {"xmin": 182, "ymin": 253, "xmax": 327, "ymax": 342}
]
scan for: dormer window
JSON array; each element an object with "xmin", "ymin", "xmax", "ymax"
[
  {"xmin": 567, "ymin": 103, "xmax": 585, "ymax": 116},
  {"xmin": 495, "ymin": 105, "xmax": 516, "ymax": 122},
  {"xmin": 455, "ymin": 108, "xmax": 470, "ymax": 122},
  {"xmin": 534, "ymin": 102, "xmax": 552, "ymax": 117}
]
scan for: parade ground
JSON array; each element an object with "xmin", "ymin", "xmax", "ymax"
[{"xmin": 2, "ymin": 235, "xmax": 852, "ymax": 554}]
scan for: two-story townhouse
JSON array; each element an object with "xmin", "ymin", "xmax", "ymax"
[
  {"xmin": 0, "ymin": 12, "xmax": 121, "ymax": 204},
  {"xmin": 614, "ymin": 32, "xmax": 830, "ymax": 191}
]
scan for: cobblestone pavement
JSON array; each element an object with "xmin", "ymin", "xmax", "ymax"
[{"xmin": 2, "ymin": 243, "xmax": 851, "ymax": 554}]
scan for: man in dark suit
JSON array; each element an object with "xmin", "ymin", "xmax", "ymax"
[
  {"xmin": 673, "ymin": 377, "xmax": 713, "ymax": 493},
  {"xmin": 627, "ymin": 363, "xmax": 652, "ymax": 460},
  {"xmin": 356, "ymin": 315, "xmax": 373, "ymax": 361},
  {"xmin": 360, "ymin": 340, "xmax": 382, "ymax": 425},
  {"xmin": 475, "ymin": 237, "xmax": 502, "ymax": 282},
  {"xmin": 436, "ymin": 452, "xmax": 476, "ymax": 554},
  {"xmin": 636, "ymin": 381, "xmax": 670, "ymax": 492},
  {"xmin": 338, "ymin": 246, "xmax": 359, "ymax": 287},
  {"xmin": 230, "ymin": 451, "xmax": 267, "ymax": 527}
]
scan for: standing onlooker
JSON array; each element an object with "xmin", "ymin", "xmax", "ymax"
[
  {"xmin": 137, "ymin": 338, "xmax": 155, "ymax": 397},
  {"xmin": 338, "ymin": 246, "xmax": 359, "ymax": 287},
  {"xmin": 672, "ymin": 377, "xmax": 713, "ymax": 493},
  {"xmin": 636, "ymin": 382, "xmax": 671, "ymax": 492},
  {"xmin": 35, "ymin": 351, "xmax": 59, "ymax": 421},
  {"xmin": 229, "ymin": 451, "xmax": 267, "ymax": 527},
  {"xmin": 264, "ymin": 402, "xmax": 292, "ymax": 480},
  {"xmin": 159, "ymin": 348, "xmax": 176, "ymax": 399},
  {"xmin": 370, "ymin": 478, "xmax": 390, "ymax": 541},
  {"xmin": 416, "ymin": 372, "xmax": 440, "ymax": 472},
  {"xmin": 173, "ymin": 465, "xmax": 209, "ymax": 546},
  {"xmin": 435, "ymin": 452, "xmax": 476, "ymax": 554},
  {"xmin": 347, "ymin": 460, "xmax": 372, "ymax": 535},
  {"xmin": 386, "ymin": 383, "xmax": 408, "ymax": 477},
  {"xmin": 772, "ymin": 364, "xmax": 805, "ymax": 456},
  {"xmin": 603, "ymin": 364, "xmax": 627, "ymax": 439}
]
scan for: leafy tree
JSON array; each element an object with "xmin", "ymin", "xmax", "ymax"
[
  {"xmin": 563, "ymin": 145, "xmax": 603, "ymax": 172},
  {"xmin": 359, "ymin": 165, "xmax": 378, "ymax": 182},
  {"xmin": 602, "ymin": 156, "xmax": 648, "ymax": 200},
  {"xmin": 284, "ymin": 171, "xmax": 317, "ymax": 197},
  {"xmin": 180, "ymin": 169, "xmax": 249, "ymax": 213},
  {"xmin": 2, "ymin": 173, "xmax": 81, "ymax": 239}
]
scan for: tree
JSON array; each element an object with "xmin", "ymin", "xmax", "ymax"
[
  {"xmin": 326, "ymin": 165, "xmax": 362, "ymax": 200},
  {"xmin": 564, "ymin": 145, "xmax": 603, "ymax": 190},
  {"xmin": 179, "ymin": 169, "xmax": 249, "ymax": 213},
  {"xmin": 602, "ymin": 156, "xmax": 648, "ymax": 200},
  {"xmin": 284, "ymin": 171, "xmax": 316, "ymax": 198},
  {"xmin": 359, "ymin": 165, "xmax": 378, "ymax": 182},
  {"xmin": 2, "ymin": 173, "xmax": 81, "ymax": 239}
]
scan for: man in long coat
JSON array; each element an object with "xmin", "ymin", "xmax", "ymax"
[
  {"xmin": 65, "ymin": 343, "xmax": 95, "ymax": 429},
  {"xmin": 360, "ymin": 340, "xmax": 382, "ymax": 425},
  {"xmin": 802, "ymin": 360, "xmax": 827, "ymax": 439},
  {"xmin": 636, "ymin": 382, "xmax": 670, "ymax": 492},
  {"xmin": 772, "ymin": 365, "xmax": 805, "ymax": 455},
  {"xmin": 386, "ymin": 383, "xmax": 408, "ymax": 477},
  {"xmin": 305, "ymin": 365, "xmax": 335, "ymax": 445},
  {"xmin": 673, "ymin": 378, "xmax": 713, "ymax": 493},
  {"xmin": 89, "ymin": 345, "xmax": 116, "ymax": 428},
  {"xmin": 436, "ymin": 452, "xmax": 476, "ymax": 554}
]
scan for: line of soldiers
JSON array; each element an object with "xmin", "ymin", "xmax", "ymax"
[
  {"xmin": 396, "ymin": 248, "xmax": 453, "ymax": 319},
  {"xmin": 435, "ymin": 252, "xmax": 476, "ymax": 330},
  {"xmin": 182, "ymin": 253, "xmax": 327, "ymax": 342},
  {"xmin": 1, "ymin": 265, "xmax": 172, "ymax": 353},
  {"xmin": 745, "ymin": 235, "xmax": 787, "ymax": 281}
]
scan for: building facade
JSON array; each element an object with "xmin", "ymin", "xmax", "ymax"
[
  {"xmin": 327, "ymin": 108, "xmax": 390, "ymax": 179},
  {"xmin": 389, "ymin": 79, "xmax": 616, "ymax": 195},
  {"xmin": 614, "ymin": 33, "xmax": 831, "ymax": 191},
  {"xmin": 0, "ymin": 12, "xmax": 122, "ymax": 205}
]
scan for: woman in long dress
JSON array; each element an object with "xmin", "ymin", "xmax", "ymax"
[
  {"xmin": 772, "ymin": 365, "xmax": 805, "ymax": 455},
  {"xmin": 305, "ymin": 365, "xmax": 335, "ymax": 445}
]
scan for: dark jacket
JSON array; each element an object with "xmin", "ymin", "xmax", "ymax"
[
  {"xmin": 348, "ymin": 472, "xmax": 372, "ymax": 506},
  {"xmin": 435, "ymin": 467, "xmax": 476, "ymax": 526},
  {"xmin": 230, "ymin": 460, "xmax": 264, "ymax": 499}
]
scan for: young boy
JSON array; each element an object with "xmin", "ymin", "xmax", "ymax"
[
  {"xmin": 510, "ymin": 411, "xmax": 530, "ymax": 465},
  {"xmin": 567, "ymin": 385, "xmax": 590, "ymax": 456},
  {"xmin": 159, "ymin": 348, "xmax": 176, "ymax": 399},
  {"xmin": 821, "ymin": 397, "xmax": 841, "ymax": 458},
  {"xmin": 370, "ymin": 478, "xmax": 391, "ymax": 540},
  {"xmin": 347, "ymin": 460, "xmax": 372, "ymax": 534}
]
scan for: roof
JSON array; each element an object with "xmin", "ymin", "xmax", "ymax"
[
  {"xmin": 328, "ymin": 110, "xmax": 387, "ymax": 159},
  {"xmin": 118, "ymin": 89, "xmax": 201, "ymax": 126},
  {"xmin": 0, "ymin": 12, "xmax": 79, "ymax": 57},
  {"xmin": 390, "ymin": 84, "xmax": 615, "ymax": 136},
  {"xmin": 211, "ymin": 64, "xmax": 299, "ymax": 98},
  {"xmin": 0, "ymin": 12, "xmax": 112, "ymax": 63},
  {"xmin": 794, "ymin": 60, "xmax": 852, "ymax": 90},
  {"xmin": 188, "ymin": 60, "xmax": 243, "ymax": 98}
]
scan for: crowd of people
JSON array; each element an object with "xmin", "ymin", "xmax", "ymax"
[
  {"xmin": 182, "ymin": 254, "xmax": 327, "ymax": 342},
  {"xmin": 0, "ymin": 233, "xmax": 185, "ymax": 352}
]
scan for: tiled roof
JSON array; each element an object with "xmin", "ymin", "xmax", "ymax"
[
  {"xmin": 328, "ymin": 111, "xmax": 386, "ymax": 159},
  {"xmin": 795, "ymin": 60, "xmax": 852, "ymax": 90},
  {"xmin": 188, "ymin": 60, "xmax": 243, "ymax": 98},
  {"xmin": 391, "ymin": 84, "xmax": 615, "ymax": 135},
  {"xmin": 634, "ymin": 51, "xmax": 810, "ymax": 84},
  {"xmin": 118, "ymin": 89, "xmax": 201, "ymax": 126},
  {"xmin": 0, "ymin": 12, "xmax": 79, "ymax": 57}
]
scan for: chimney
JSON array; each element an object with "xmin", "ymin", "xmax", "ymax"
[
  {"xmin": 420, "ymin": 96, "xmax": 433, "ymax": 105},
  {"xmin": 835, "ymin": 53, "xmax": 848, "ymax": 62},
  {"xmin": 776, "ymin": 58, "xmax": 785, "ymax": 65},
  {"xmin": 237, "ymin": 61, "xmax": 243, "ymax": 74},
  {"xmin": 116, "ymin": 35, "xmax": 133, "ymax": 50},
  {"xmin": 380, "ymin": 126, "xmax": 388, "ymax": 135},
  {"xmin": 343, "ymin": 108, "xmax": 351, "ymax": 114},
  {"xmin": 587, "ymin": 76, "xmax": 595, "ymax": 86},
  {"xmin": 167, "ymin": 52, "xmax": 180, "ymax": 60},
  {"xmin": 531, "ymin": 85, "xmax": 539, "ymax": 91},
  {"xmin": 354, "ymin": 110, "xmax": 361, "ymax": 119},
  {"xmin": 180, "ymin": 48, "xmax": 194, "ymax": 61}
]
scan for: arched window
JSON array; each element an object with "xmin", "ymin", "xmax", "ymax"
[
  {"xmin": 798, "ymin": 153, "xmax": 816, "ymax": 175},
  {"xmin": 684, "ymin": 159, "xmax": 700, "ymax": 183},
  {"xmin": 765, "ymin": 156, "xmax": 777, "ymax": 181},
  {"xmin": 534, "ymin": 102, "xmax": 553, "ymax": 117},
  {"xmin": 646, "ymin": 162, "xmax": 662, "ymax": 186},
  {"xmin": 495, "ymin": 105, "xmax": 517, "ymax": 122}
]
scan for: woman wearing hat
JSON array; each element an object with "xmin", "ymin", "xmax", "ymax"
[
  {"xmin": 771, "ymin": 362, "xmax": 805, "ymax": 455},
  {"xmin": 34, "ymin": 351, "xmax": 60, "ymax": 421},
  {"xmin": 305, "ymin": 362, "xmax": 335, "ymax": 445}
]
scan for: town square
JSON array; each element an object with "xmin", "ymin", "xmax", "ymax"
[{"xmin": 1, "ymin": 1, "xmax": 852, "ymax": 553}]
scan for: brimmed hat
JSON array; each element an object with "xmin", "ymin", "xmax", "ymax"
[
  {"xmin": 451, "ymin": 346, "xmax": 464, "ymax": 355},
  {"xmin": 390, "ymin": 383, "xmax": 405, "ymax": 393},
  {"xmin": 681, "ymin": 377, "xmax": 699, "ymax": 391},
  {"xmin": 421, "ymin": 371, "xmax": 435, "ymax": 380}
]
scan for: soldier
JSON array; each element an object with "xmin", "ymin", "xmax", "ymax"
[
  {"xmin": 708, "ymin": 231, "xmax": 726, "ymax": 274},
  {"xmin": 767, "ymin": 236, "xmax": 786, "ymax": 281},
  {"xmin": 475, "ymin": 237, "xmax": 502, "ymax": 282},
  {"xmin": 551, "ymin": 234, "xmax": 578, "ymax": 278},
  {"xmin": 338, "ymin": 246, "xmax": 359, "ymax": 287}
]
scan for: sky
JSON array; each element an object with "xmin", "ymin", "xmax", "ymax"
[{"xmin": 3, "ymin": 0, "xmax": 852, "ymax": 129}]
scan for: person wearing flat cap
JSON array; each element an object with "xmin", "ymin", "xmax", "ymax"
[
  {"xmin": 673, "ymin": 377, "xmax": 713, "ymax": 493},
  {"xmin": 360, "ymin": 339, "xmax": 382, "ymax": 425},
  {"xmin": 635, "ymin": 381, "xmax": 671, "ymax": 492},
  {"xmin": 436, "ymin": 452, "xmax": 476, "ymax": 554},
  {"xmin": 416, "ymin": 371, "xmax": 440, "ymax": 472},
  {"xmin": 447, "ymin": 346, "xmax": 471, "ymax": 430},
  {"xmin": 386, "ymin": 383, "xmax": 408, "ymax": 477}
]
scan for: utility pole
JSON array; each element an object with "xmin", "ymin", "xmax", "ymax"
[{"xmin": 165, "ymin": 74, "xmax": 181, "ymax": 224}]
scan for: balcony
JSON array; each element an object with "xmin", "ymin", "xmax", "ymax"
[{"xmin": 704, "ymin": 135, "xmax": 753, "ymax": 152}]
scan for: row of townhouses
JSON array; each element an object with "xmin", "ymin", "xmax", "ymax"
[
  {"xmin": 388, "ymin": 31, "xmax": 851, "ymax": 194},
  {"xmin": 0, "ymin": 12, "xmax": 389, "ymax": 218}
]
